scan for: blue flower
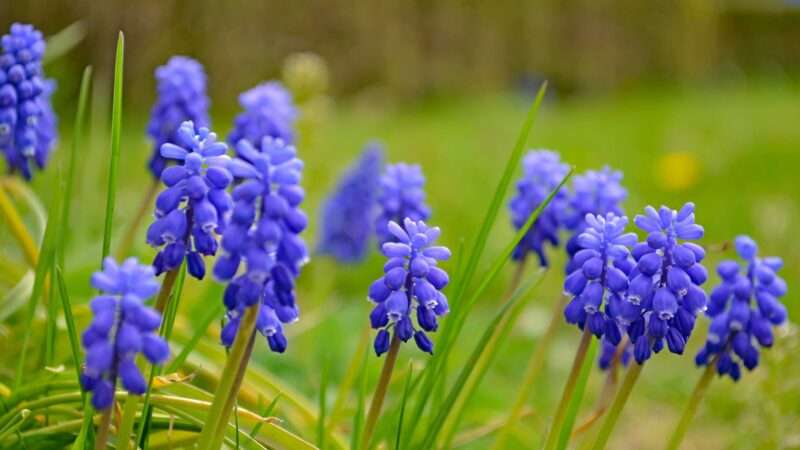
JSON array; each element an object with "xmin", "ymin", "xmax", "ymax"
[
  {"xmin": 146, "ymin": 121, "xmax": 233, "ymax": 279},
  {"xmin": 214, "ymin": 136, "xmax": 308, "ymax": 353},
  {"xmin": 368, "ymin": 218, "xmax": 450, "ymax": 355},
  {"xmin": 598, "ymin": 337, "xmax": 632, "ymax": 370},
  {"xmin": 81, "ymin": 257, "xmax": 169, "ymax": 410},
  {"xmin": 317, "ymin": 143, "xmax": 384, "ymax": 263},
  {"xmin": 620, "ymin": 202, "xmax": 708, "ymax": 364},
  {"xmin": 375, "ymin": 163, "xmax": 431, "ymax": 245},
  {"xmin": 563, "ymin": 213, "xmax": 637, "ymax": 341},
  {"xmin": 509, "ymin": 150, "xmax": 570, "ymax": 267},
  {"xmin": 695, "ymin": 235, "xmax": 788, "ymax": 381},
  {"xmin": 0, "ymin": 23, "xmax": 57, "ymax": 180},
  {"xmin": 228, "ymin": 81, "xmax": 297, "ymax": 148},
  {"xmin": 147, "ymin": 56, "xmax": 210, "ymax": 178},
  {"xmin": 563, "ymin": 167, "xmax": 627, "ymax": 272}
]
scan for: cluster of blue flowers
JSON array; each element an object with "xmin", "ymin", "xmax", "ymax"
[
  {"xmin": 0, "ymin": 23, "xmax": 56, "ymax": 180},
  {"xmin": 228, "ymin": 82, "xmax": 297, "ymax": 148},
  {"xmin": 317, "ymin": 144, "xmax": 384, "ymax": 262},
  {"xmin": 214, "ymin": 136, "xmax": 308, "ymax": 352},
  {"xmin": 368, "ymin": 218, "xmax": 450, "ymax": 355},
  {"xmin": 621, "ymin": 203, "xmax": 708, "ymax": 363},
  {"xmin": 375, "ymin": 163, "xmax": 431, "ymax": 244},
  {"xmin": 563, "ymin": 213, "xmax": 636, "ymax": 342},
  {"xmin": 146, "ymin": 121, "xmax": 232, "ymax": 279},
  {"xmin": 147, "ymin": 56, "xmax": 210, "ymax": 178},
  {"xmin": 81, "ymin": 258, "xmax": 169, "ymax": 409},
  {"xmin": 509, "ymin": 150, "xmax": 570, "ymax": 267},
  {"xmin": 696, "ymin": 236, "xmax": 788, "ymax": 380}
]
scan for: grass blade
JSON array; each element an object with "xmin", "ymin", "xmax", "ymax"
[
  {"xmin": 43, "ymin": 20, "xmax": 87, "ymax": 65},
  {"xmin": 557, "ymin": 338, "xmax": 599, "ymax": 450},
  {"xmin": 317, "ymin": 359, "xmax": 329, "ymax": 449},
  {"xmin": 165, "ymin": 300, "xmax": 225, "ymax": 373},
  {"xmin": 351, "ymin": 349, "xmax": 370, "ymax": 450},
  {"xmin": 101, "ymin": 31, "xmax": 124, "ymax": 262},
  {"xmin": 419, "ymin": 271, "xmax": 546, "ymax": 449},
  {"xmin": 250, "ymin": 394, "xmax": 282, "ymax": 439},
  {"xmin": 394, "ymin": 362, "xmax": 414, "ymax": 450},
  {"xmin": 54, "ymin": 267, "xmax": 83, "ymax": 391}
]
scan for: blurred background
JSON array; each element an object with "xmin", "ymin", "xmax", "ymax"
[{"xmin": 1, "ymin": 1, "xmax": 799, "ymax": 449}]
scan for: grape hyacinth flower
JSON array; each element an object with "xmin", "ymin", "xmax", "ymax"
[
  {"xmin": 214, "ymin": 136, "xmax": 308, "ymax": 353},
  {"xmin": 228, "ymin": 81, "xmax": 297, "ymax": 148},
  {"xmin": 598, "ymin": 337, "xmax": 632, "ymax": 370},
  {"xmin": 81, "ymin": 258, "xmax": 169, "ymax": 409},
  {"xmin": 317, "ymin": 143, "xmax": 384, "ymax": 263},
  {"xmin": 563, "ymin": 213, "xmax": 637, "ymax": 340},
  {"xmin": 368, "ymin": 218, "xmax": 451, "ymax": 355},
  {"xmin": 146, "ymin": 121, "xmax": 232, "ymax": 279},
  {"xmin": 695, "ymin": 236, "xmax": 788, "ymax": 380},
  {"xmin": 563, "ymin": 167, "xmax": 627, "ymax": 273},
  {"xmin": 508, "ymin": 150, "xmax": 570, "ymax": 267},
  {"xmin": 0, "ymin": 23, "xmax": 57, "ymax": 180},
  {"xmin": 621, "ymin": 202, "xmax": 708, "ymax": 364},
  {"xmin": 147, "ymin": 56, "xmax": 210, "ymax": 178},
  {"xmin": 375, "ymin": 163, "xmax": 431, "ymax": 245}
]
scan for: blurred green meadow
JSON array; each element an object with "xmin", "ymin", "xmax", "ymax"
[{"xmin": 1, "ymin": 67, "xmax": 799, "ymax": 449}]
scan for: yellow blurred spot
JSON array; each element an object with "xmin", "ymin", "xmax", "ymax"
[{"xmin": 656, "ymin": 151, "xmax": 700, "ymax": 191}]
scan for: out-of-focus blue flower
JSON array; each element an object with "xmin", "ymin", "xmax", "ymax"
[
  {"xmin": 317, "ymin": 143, "xmax": 384, "ymax": 263},
  {"xmin": 618, "ymin": 202, "xmax": 708, "ymax": 364},
  {"xmin": 695, "ymin": 235, "xmax": 788, "ymax": 381},
  {"xmin": 146, "ymin": 121, "xmax": 232, "ymax": 279},
  {"xmin": 563, "ymin": 167, "xmax": 627, "ymax": 273},
  {"xmin": 368, "ymin": 218, "xmax": 450, "ymax": 355},
  {"xmin": 81, "ymin": 257, "xmax": 169, "ymax": 410},
  {"xmin": 228, "ymin": 81, "xmax": 297, "ymax": 148},
  {"xmin": 214, "ymin": 136, "xmax": 308, "ymax": 353},
  {"xmin": 563, "ymin": 213, "xmax": 636, "ymax": 342},
  {"xmin": 147, "ymin": 56, "xmax": 210, "ymax": 178},
  {"xmin": 509, "ymin": 150, "xmax": 570, "ymax": 267},
  {"xmin": 375, "ymin": 163, "xmax": 431, "ymax": 245},
  {"xmin": 0, "ymin": 23, "xmax": 57, "ymax": 180}
]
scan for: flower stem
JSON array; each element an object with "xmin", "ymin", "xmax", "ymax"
[
  {"xmin": 664, "ymin": 361, "xmax": 716, "ymax": 450},
  {"xmin": 0, "ymin": 180, "xmax": 38, "ymax": 267},
  {"xmin": 360, "ymin": 333, "xmax": 401, "ymax": 450},
  {"xmin": 154, "ymin": 268, "xmax": 180, "ymax": 313},
  {"xmin": 197, "ymin": 302, "xmax": 261, "ymax": 450},
  {"xmin": 542, "ymin": 325, "xmax": 593, "ymax": 450},
  {"xmin": 590, "ymin": 361, "xmax": 644, "ymax": 450},
  {"xmin": 115, "ymin": 180, "xmax": 159, "ymax": 261},
  {"xmin": 94, "ymin": 390, "xmax": 115, "ymax": 450},
  {"xmin": 492, "ymin": 293, "xmax": 567, "ymax": 450}
]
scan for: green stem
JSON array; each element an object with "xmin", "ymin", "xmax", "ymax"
[
  {"xmin": 197, "ymin": 303, "xmax": 261, "ymax": 450},
  {"xmin": 360, "ymin": 334, "xmax": 401, "ymax": 450},
  {"xmin": 664, "ymin": 361, "xmax": 716, "ymax": 450},
  {"xmin": 493, "ymin": 293, "xmax": 567, "ymax": 450},
  {"xmin": 542, "ymin": 325, "xmax": 593, "ymax": 450},
  {"xmin": 95, "ymin": 407, "xmax": 114, "ymax": 450},
  {"xmin": 115, "ymin": 180, "xmax": 159, "ymax": 261},
  {"xmin": 590, "ymin": 362, "xmax": 644, "ymax": 450}
]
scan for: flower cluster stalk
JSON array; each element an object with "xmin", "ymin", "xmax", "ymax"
[
  {"xmin": 360, "ymin": 334, "xmax": 401, "ymax": 450},
  {"xmin": 590, "ymin": 361, "xmax": 644, "ymax": 450},
  {"xmin": 664, "ymin": 359, "xmax": 717, "ymax": 450}
]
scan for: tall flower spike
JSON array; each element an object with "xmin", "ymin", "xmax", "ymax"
[
  {"xmin": 509, "ymin": 150, "xmax": 570, "ymax": 267},
  {"xmin": 228, "ymin": 81, "xmax": 297, "ymax": 148},
  {"xmin": 619, "ymin": 202, "xmax": 708, "ymax": 364},
  {"xmin": 695, "ymin": 235, "xmax": 788, "ymax": 381},
  {"xmin": 375, "ymin": 163, "xmax": 431, "ymax": 245},
  {"xmin": 368, "ymin": 218, "xmax": 451, "ymax": 355},
  {"xmin": 563, "ymin": 213, "xmax": 637, "ymax": 341},
  {"xmin": 214, "ymin": 136, "xmax": 308, "ymax": 353},
  {"xmin": 563, "ymin": 167, "xmax": 627, "ymax": 272},
  {"xmin": 147, "ymin": 56, "xmax": 210, "ymax": 178},
  {"xmin": 0, "ymin": 23, "xmax": 57, "ymax": 180},
  {"xmin": 81, "ymin": 257, "xmax": 169, "ymax": 409},
  {"xmin": 318, "ymin": 143, "xmax": 384, "ymax": 263},
  {"xmin": 146, "ymin": 121, "xmax": 232, "ymax": 279}
]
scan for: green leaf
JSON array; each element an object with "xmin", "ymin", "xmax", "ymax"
[
  {"xmin": 557, "ymin": 338, "xmax": 598, "ymax": 450},
  {"xmin": 43, "ymin": 21, "xmax": 88, "ymax": 65},
  {"xmin": 165, "ymin": 300, "xmax": 225, "ymax": 373},
  {"xmin": 418, "ymin": 272, "xmax": 546, "ymax": 449},
  {"xmin": 250, "ymin": 394, "xmax": 282, "ymax": 439},
  {"xmin": 101, "ymin": 31, "xmax": 124, "ymax": 262},
  {"xmin": 54, "ymin": 267, "xmax": 83, "ymax": 393},
  {"xmin": 317, "ymin": 358, "xmax": 329, "ymax": 449},
  {"xmin": 351, "ymin": 349, "xmax": 370, "ymax": 450},
  {"xmin": 394, "ymin": 362, "xmax": 414, "ymax": 450}
]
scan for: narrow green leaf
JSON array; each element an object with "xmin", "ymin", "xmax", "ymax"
[
  {"xmin": 54, "ymin": 267, "xmax": 83, "ymax": 391},
  {"xmin": 419, "ymin": 272, "xmax": 546, "ymax": 449},
  {"xmin": 317, "ymin": 359, "xmax": 329, "ymax": 449},
  {"xmin": 101, "ymin": 32, "xmax": 124, "ymax": 262},
  {"xmin": 394, "ymin": 362, "xmax": 414, "ymax": 450},
  {"xmin": 351, "ymin": 349, "xmax": 370, "ymax": 450},
  {"xmin": 43, "ymin": 20, "xmax": 87, "ymax": 65},
  {"xmin": 557, "ymin": 338, "xmax": 599, "ymax": 450},
  {"xmin": 166, "ymin": 300, "xmax": 225, "ymax": 373}
]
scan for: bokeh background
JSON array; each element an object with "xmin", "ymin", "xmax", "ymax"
[{"xmin": 1, "ymin": 1, "xmax": 799, "ymax": 449}]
